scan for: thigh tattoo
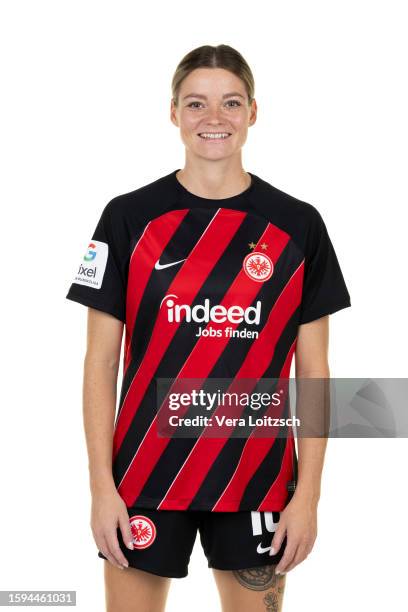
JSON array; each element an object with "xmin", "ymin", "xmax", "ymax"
[
  {"xmin": 232, "ymin": 566, "xmax": 286, "ymax": 612},
  {"xmin": 263, "ymin": 590, "xmax": 280, "ymax": 612},
  {"xmin": 232, "ymin": 565, "xmax": 284, "ymax": 591}
]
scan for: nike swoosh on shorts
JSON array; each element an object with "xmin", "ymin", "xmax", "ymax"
[{"xmin": 257, "ymin": 543, "xmax": 272, "ymax": 554}]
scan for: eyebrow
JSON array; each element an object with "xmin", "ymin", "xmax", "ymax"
[{"xmin": 182, "ymin": 92, "xmax": 246, "ymax": 101}]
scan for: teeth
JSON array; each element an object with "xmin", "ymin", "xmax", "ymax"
[{"xmin": 199, "ymin": 133, "xmax": 230, "ymax": 139}]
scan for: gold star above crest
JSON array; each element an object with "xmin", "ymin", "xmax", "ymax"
[{"xmin": 248, "ymin": 241, "xmax": 269, "ymax": 251}]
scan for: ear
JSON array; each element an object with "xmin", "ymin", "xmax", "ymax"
[
  {"xmin": 249, "ymin": 98, "xmax": 257, "ymax": 127},
  {"xmin": 170, "ymin": 98, "xmax": 179, "ymax": 127}
]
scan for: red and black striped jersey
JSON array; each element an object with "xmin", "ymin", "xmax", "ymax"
[{"xmin": 66, "ymin": 169, "xmax": 351, "ymax": 512}]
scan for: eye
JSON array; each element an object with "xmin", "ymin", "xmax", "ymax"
[
  {"xmin": 187, "ymin": 101, "xmax": 204, "ymax": 109},
  {"xmin": 186, "ymin": 100, "xmax": 242, "ymax": 109}
]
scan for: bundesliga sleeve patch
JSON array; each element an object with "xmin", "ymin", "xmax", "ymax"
[{"xmin": 72, "ymin": 239, "xmax": 108, "ymax": 289}]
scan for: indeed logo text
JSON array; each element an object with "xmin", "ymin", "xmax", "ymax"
[{"xmin": 161, "ymin": 295, "xmax": 261, "ymax": 325}]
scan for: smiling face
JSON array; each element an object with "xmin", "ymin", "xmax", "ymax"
[{"xmin": 171, "ymin": 67, "xmax": 257, "ymax": 162}]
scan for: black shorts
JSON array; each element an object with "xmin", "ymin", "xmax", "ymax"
[{"xmin": 98, "ymin": 506, "xmax": 288, "ymax": 578}]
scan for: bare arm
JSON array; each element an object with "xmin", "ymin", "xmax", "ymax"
[
  {"xmin": 292, "ymin": 315, "xmax": 330, "ymax": 505},
  {"xmin": 83, "ymin": 307, "xmax": 122, "ymax": 495},
  {"xmin": 272, "ymin": 315, "xmax": 330, "ymax": 574},
  {"xmin": 83, "ymin": 307, "xmax": 133, "ymax": 569}
]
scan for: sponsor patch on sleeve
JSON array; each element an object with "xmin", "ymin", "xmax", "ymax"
[{"xmin": 72, "ymin": 240, "xmax": 109, "ymax": 289}]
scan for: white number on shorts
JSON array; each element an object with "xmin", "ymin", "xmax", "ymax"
[{"xmin": 250, "ymin": 511, "xmax": 279, "ymax": 536}]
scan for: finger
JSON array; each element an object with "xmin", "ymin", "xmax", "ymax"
[
  {"xmin": 99, "ymin": 535, "xmax": 126, "ymax": 570},
  {"xmin": 105, "ymin": 530, "xmax": 130, "ymax": 568},
  {"xmin": 284, "ymin": 544, "xmax": 309, "ymax": 573},
  {"xmin": 275, "ymin": 542, "xmax": 298, "ymax": 574},
  {"xmin": 118, "ymin": 513, "xmax": 134, "ymax": 550},
  {"xmin": 269, "ymin": 525, "xmax": 286, "ymax": 556}
]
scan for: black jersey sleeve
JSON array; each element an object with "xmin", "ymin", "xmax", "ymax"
[
  {"xmin": 65, "ymin": 199, "xmax": 128, "ymax": 323},
  {"xmin": 299, "ymin": 207, "xmax": 351, "ymax": 325}
]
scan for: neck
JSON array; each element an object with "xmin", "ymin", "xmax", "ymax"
[{"xmin": 176, "ymin": 161, "xmax": 251, "ymax": 199}]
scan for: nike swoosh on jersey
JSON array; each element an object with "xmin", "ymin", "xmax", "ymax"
[
  {"xmin": 257, "ymin": 543, "xmax": 272, "ymax": 554},
  {"xmin": 154, "ymin": 258, "xmax": 186, "ymax": 270}
]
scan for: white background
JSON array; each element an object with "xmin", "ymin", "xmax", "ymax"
[{"xmin": 1, "ymin": 1, "xmax": 407, "ymax": 610}]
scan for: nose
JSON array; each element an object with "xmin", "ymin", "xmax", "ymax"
[{"xmin": 204, "ymin": 103, "xmax": 226, "ymax": 123}]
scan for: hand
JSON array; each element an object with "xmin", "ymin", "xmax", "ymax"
[
  {"xmin": 270, "ymin": 494, "xmax": 318, "ymax": 574},
  {"xmin": 90, "ymin": 487, "xmax": 134, "ymax": 570}
]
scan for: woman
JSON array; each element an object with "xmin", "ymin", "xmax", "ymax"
[{"xmin": 66, "ymin": 44, "xmax": 351, "ymax": 612}]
